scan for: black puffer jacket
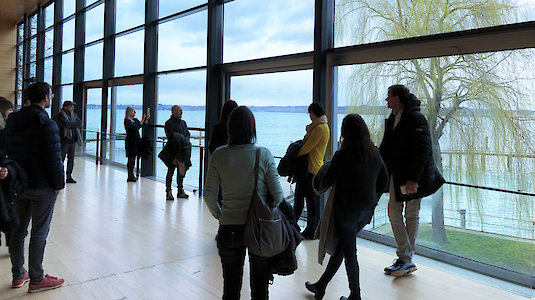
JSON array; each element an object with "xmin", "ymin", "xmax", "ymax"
[
  {"xmin": 379, "ymin": 94, "xmax": 444, "ymax": 202},
  {"xmin": 7, "ymin": 105, "xmax": 65, "ymax": 191}
]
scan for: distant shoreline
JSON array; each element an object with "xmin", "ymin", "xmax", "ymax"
[{"xmin": 87, "ymin": 104, "xmax": 348, "ymax": 113}]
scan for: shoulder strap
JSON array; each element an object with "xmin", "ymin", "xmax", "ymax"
[{"xmin": 253, "ymin": 147, "xmax": 260, "ymax": 193}]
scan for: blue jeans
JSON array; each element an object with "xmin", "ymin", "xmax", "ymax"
[
  {"xmin": 316, "ymin": 210, "xmax": 372, "ymax": 296},
  {"xmin": 10, "ymin": 188, "xmax": 58, "ymax": 282},
  {"xmin": 217, "ymin": 225, "xmax": 272, "ymax": 300}
]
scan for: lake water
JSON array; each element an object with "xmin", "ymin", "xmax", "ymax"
[{"xmin": 81, "ymin": 108, "xmax": 534, "ymax": 239}]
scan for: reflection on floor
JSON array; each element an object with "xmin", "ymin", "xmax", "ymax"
[{"xmin": 0, "ymin": 158, "xmax": 530, "ymax": 299}]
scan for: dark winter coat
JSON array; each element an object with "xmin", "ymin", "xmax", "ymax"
[
  {"xmin": 124, "ymin": 118, "xmax": 142, "ymax": 158},
  {"xmin": 158, "ymin": 132, "xmax": 192, "ymax": 168},
  {"xmin": 0, "ymin": 158, "xmax": 28, "ymax": 232},
  {"xmin": 6, "ymin": 105, "xmax": 65, "ymax": 191},
  {"xmin": 379, "ymin": 94, "xmax": 445, "ymax": 202},
  {"xmin": 208, "ymin": 121, "xmax": 228, "ymax": 154},
  {"xmin": 314, "ymin": 148, "xmax": 389, "ymax": 222},
  {"xmin": 164, "ymin": 116, "xmax": 190, "ymax": 141},
  {"xmin": 55, "ymin": 109, "xmax": 82, "ymax": 144},
  {"xmin": 277, "ymin": 140, "xmax": 308, "ymax": 183}
]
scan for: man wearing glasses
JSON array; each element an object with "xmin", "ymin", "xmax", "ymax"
[{"xmin": 7, "ymin": 82, "xmax": 66, "ymax": 293}]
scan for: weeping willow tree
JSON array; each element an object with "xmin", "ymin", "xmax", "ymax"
[{"xmin": 336, "ymin": 0, "xmax": 535, "ymax": 244}]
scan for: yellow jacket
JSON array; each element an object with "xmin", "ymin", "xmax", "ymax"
[{"xmin": 298, "ymin": 122, "xmax": 330, "ymax": 174}]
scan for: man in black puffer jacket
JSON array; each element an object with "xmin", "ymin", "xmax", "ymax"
[
  {"xmin": 7, "ymin": 82, "xmax": 65, "ymax": 293},
  {"xmin": 379, "ymin": 84, "xmax": 444, "ymax": 277}
]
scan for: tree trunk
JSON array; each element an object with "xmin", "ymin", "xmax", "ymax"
[{"xmin": 431, "ymin": 141, "xmax": 449, "ymax": 244}]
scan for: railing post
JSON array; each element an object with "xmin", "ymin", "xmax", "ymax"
[
  {"xmin": 199, "ymin": 146, "xmax": 204, "ymax": 196},
  {"xmin": 459, "ymin": 208, "xmax": 466, "ymax": 229},
  {"xmin": 96, "ymin": 131, "xmax": 100, "ymax": 165}
]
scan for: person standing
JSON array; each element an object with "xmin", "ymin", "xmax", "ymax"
[
  {"xmin": 204, "ymin": 106, "xmax": 284, "ymax": 300},
  {"xmin": 208, "ymin": 100, "xmax": 238, "ymax": 154},
  {"xmin": 55, "ymin": 101, "xmax": 82, "ymax": 183},
  {"xmin": 305, "ymin": 114, "xmax": 388, "ymax": 300},
  {"xmin": 380, "ymin": 84, "xmax": 444, "ymax": 276},
  {"xmin": 0, "ymin": 97, "xmax": 13, "ymax": 250},
  {"xmin": 164, "ymin": 105, "xmax": 191, "ymax": 199},
  {"xmin": 7, "ymin": 82, "xmax": 65, "ymax": 293},
  {"xmin": 296, "ymin": 102, "xmax": 330, "ymax": 239},
  {"xmin": 124, "ymin": 106, "xmax": 149, "ymax": 182}
]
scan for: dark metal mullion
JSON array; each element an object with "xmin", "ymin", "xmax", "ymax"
[
  {"xmin": 36, "ymin": 5, "xmax": 45, "ymax": 82},
  {"xmin": 101, "ymin": 0, "xmax": 117, "ymax": 164},
  {"xmin": 205, "ymin": 0, "xmax": 224, "ymax": 177},
  {"xmin": 52, "ymin": 0, "xmax": 64, "ymax": 114},
  {"xmin": 113, "ymin": 24, "xmax": 145, "ymax": 39},
  {"xmin": 141, "ymin": 0, "xmax": 158, "ymax": 177},
  {"xmin": 22, "ymin": 15, "xmax": 31, "ymax": 100},
  {"xmin": 155, "ymin": 65, "xmax": 207, "ymax": 76},
  {"xmin": 156, "ymin": 3, "xmax": 207, "ymax": 25},
  {"xmin": 74, "ymin": 0, "xmax": 87, "ymax": 119}
]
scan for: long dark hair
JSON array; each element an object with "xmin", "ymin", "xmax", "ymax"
[
  {"xmin": 228, "ymin": 106, "xmax": 256, "ymax": 145},
  {"xmin": 340, "ymin": 114, "xmax": 375, "ymax": 162},
  {"xmin": 220, "ymin": 100, "xmax": 238, "ymax": 124}
]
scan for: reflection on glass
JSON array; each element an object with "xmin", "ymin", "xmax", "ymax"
[
  {"xmin": 156, "ymin": 71, "xmax": 206, "ymax": 187},
  {"xmin": 30, "ymin": 37, "xmax": 37, "ymax": 62},
  {"xmin": 30, "ymin": 14, "xmax": 37, "ymax": 37},
  {"xmin": 158, "ymin": 11, "xmax": 207, "ymax": 71},
  {"xmin": 30, "ymin": 62, "xmax": 36, "ymax": 79},
  {"xmin": 45, "ymin": 29, "xmax": 54, "ymax": 57},
  {"xmin": 84, "ymin": 42, "xmax": 103, "ymax": 81},
  {"xmin": 159, "ymin": 0, "xmax": 207, "ymax": 19},
  {"xmin": 85, "ymin": 4, "xmax": 104, "ymax": 43},
  {"xmin": 230, "ymin": 70, "xmax": 313, "ymax": 200},
  {"xmin": 16, "ymin": 68, "xmax": 23, "ymax": 90},
  {"xmin": 223, "ymin": 0, "xmax": 314, "ymax": 63},
  {"xmin": 334, "ymin": 0, "xmax": 535, "ymax": 48},
  {"xmin": 116, "ymin": 0, "xmax": 145, "ymax": 33},
  {"xmin": 17, "ymin": 45, "xmax": 23, "ymax": 67},
  {"xmin": 336, "ymin": 49, "xmax": 535, "ymax": 276},
  {"xmin": 115, "ymin": 30, "xmax": 144, "ymax": 77},
  {"xmin": 44, "ymin": 58, "xmax": 53, "ymax": 84},
  {"xmin": 62, "ymin": 19, "xmax": 75, "ymax": 51},
  {"xmin": 17, "ymin": 24, "xmax": 24, "ymax": 44},
  {"xmin": 61, "ymin": 51, "xmax": 74, "ymax": 84},
  {"xmin": 45, "ymin": 3, "xmax": 55, "ymax": 28}
]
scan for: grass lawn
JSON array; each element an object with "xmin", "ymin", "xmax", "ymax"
[{"xmin": 378, "ymin": 223, "xmax": 535, "ymax": 275}]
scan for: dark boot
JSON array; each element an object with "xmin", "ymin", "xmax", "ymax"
[{"xmin": 305, "ymin": 281, "xmax": 326, "ymax": 300}]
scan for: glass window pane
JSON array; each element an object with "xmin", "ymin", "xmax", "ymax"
[
  {"xmin": 16, "ymin": 90, "xmax": 22, "ymax": 107},
  {"xmin": 17, "ymin": 24, "xmax": 24, "ymax": 44},
  {"xmin": 45, "ymin": 3, "xmax": 55, "ymax": 28},
  {"xmin": 29, "ymin": 62, "xmax": 36, "ymax": 79},
  {"xmin": 85, "ymin": 88, "xmax": 102, "ymax": 155},
  {"xmin": 62, "ymin": 84, "xmax": 74, "ymax": 103},
  {"xmin": 64, "ymin": 0, "xmax": 76, "ymax": 18},
  {"xmin": 84, "ymin": 42, "xmax": 103, "ymax": 81},
  {"xmin": 45, "ymin": 29, "xmax": 54, "ymax": 57},
  {"xmin": 16, "ymin": 68, "xmax": 23, "ymax": 90},
  {"xmin": 30, "ymin": 37, "xmax": 37, "ymax": 62},
  {"xmin": 158, "ymin": 11, "xmax": 207, "ymax": 71},
  {"xmin": 63, "ymin": 19, "xmax": 75, "ymax": 51},
  {"xmin": 30, "ymin": 14, "xmax": 37, "ymax": 37},
  {"xmin": 44, "ymin": 58, "xmax": 53, "ymax": 84},
  {"xmin": 116, "ymin": 0, "xmax": 145, "ymax": 33},
  {"xmin": 17, "ymin": 45, "xmax": 23, "ymax": 67},
  {"xmin": 115, "ymin": 30, "xmax": 145, "ymax": 77},
  {"xmin": 159, "ymin": 0, "xmax": 206, "ymax": 19},
  {"xmin": 85, "ymin": 4, "xmax": 104, "ymax": 43},
  {"xmin": 62, "ymin": 51, "xmax": 74, "ymax": 84},
  {"xmin": 156, "ymin": 70, "xmax": 206, "ymax": 188},
  {"xmin": 223, "ymin": 0, "xmax": 314, "ymax": 63},
  {"xmin": 336, "ymin": 49, "xmax": 535, "ymax": 276},
  {"xmin": 334, "ymin": 0, "xmax": 535, "ymax": 48}
]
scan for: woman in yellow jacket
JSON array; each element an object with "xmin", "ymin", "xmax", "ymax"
[{"xmin": 296, "ymin": 102, "xmax": 330, "ymax": 239}]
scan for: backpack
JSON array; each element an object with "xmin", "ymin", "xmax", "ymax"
[{"xmin": 244, "ymin": 148, "xmax": 290, "ymax": 258}]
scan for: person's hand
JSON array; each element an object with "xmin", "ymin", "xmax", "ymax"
[
  {"xmin": 406, "ymin": 180, "xmax": 418, "ymax": 194},
  {"xmin": 54, "ymin": 190, "xmax": 61, "ymax": 194},
  {"xmin": 146, "ymin": 108, "xmax": 151, "ymax": 119},
  {"xmin": 0, "ymin": 167, "xmax": 8, "ymax": 179}
]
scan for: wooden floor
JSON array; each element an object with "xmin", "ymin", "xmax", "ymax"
[{"xmin": 0, "ymin": 158, "xmax": 531, "ymax": 300}]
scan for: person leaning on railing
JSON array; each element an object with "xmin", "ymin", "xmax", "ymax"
[{"xmin": 124, "ymin": 106, "xmax": 149, "ymax": 182}]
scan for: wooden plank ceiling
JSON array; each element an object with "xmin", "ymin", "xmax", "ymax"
[{"xmin": 0, "ymin": 0, "xmax": 50, "ymax": 23}]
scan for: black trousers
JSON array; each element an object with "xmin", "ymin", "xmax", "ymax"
[
  {"xmin": 217, "ymin": 225, "xmax": 272, "ymax": 300},
  {"xmin": 293, "ymin": 173, "xmax": 319, "ymax": 230},
  {"xmin": 316, "ymin": 210, "xmax": 372, "ymax": 297},
  {"xmin": 61, "ymin": 141, "xmax": 76, "ymax": 178},
  {"xmin": 127, "ymin": 157, "xmax": 136, "ymax": 179},
  {"xmin": 165, "ymin": 166, "xmax": 185, "ymax": 193}
]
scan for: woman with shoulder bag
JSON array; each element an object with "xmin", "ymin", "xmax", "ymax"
[
  {"xmin": 204, "ymin": 106, "xmax": 284, "ymax": 300},
  {"xmin": 305, "ymin": 114, "xmax": 389, "ymax": 300}
]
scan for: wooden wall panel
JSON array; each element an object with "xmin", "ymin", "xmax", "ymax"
[{"xmin": 0, "ymin": 21, "xmax": 16, "ymax": 103}]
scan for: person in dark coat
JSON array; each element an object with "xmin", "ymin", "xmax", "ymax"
[
  {"xmin": 7, "ymin": 82, "xmax": 65, "ymax": 292},
  {"xmin": 208, "ymin": 100, "xmax": 238, "ymax": 154},
  {"xmin": 164, "ymin": 105, "xmax": 190, "ymax": 200},
  {"xmin": 55, "ymin": 100, "xmax": 82, "ymax": 183},
  {"xmin": 208, "ymin": 99, "xmax": 238, "ymax": 206},
  {"xmin": 305, "ymin": 114, "xmax": 388, "ymax": 300},
  {"xmin": 0, "ymin": 97, "xmax": 14, "ymax": 249},
  {"xmin": 379, "ymin": 84, "xmax": 445, "ymax": 277},
  {"xmin": 124, "ymin": 106, "xmax": 150, "ymax": 182}
]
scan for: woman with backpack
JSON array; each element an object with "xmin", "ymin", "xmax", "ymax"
[
  {"xmin": 204, "ymin": 106, "xmax": 284, "ymax": 300},
  {"xmin": 305, "ymin": 114, "xmax": 388, "ymax": 300}
]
